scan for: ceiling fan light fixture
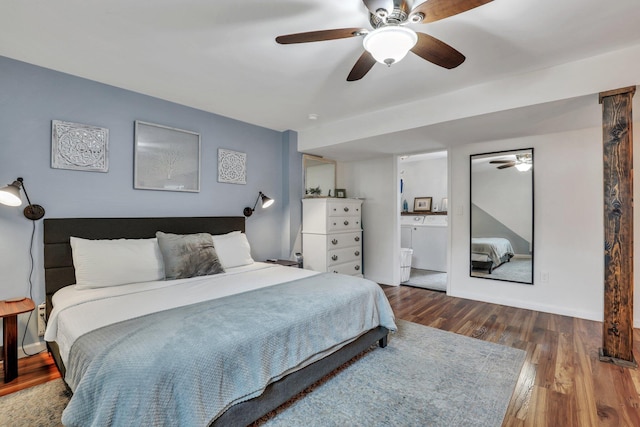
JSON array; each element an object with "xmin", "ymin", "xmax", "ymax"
[
  {"xmin": 515, "ymin": 163, "xmax": 532, "ymax": 172},
  {"xmin": 363, "ymin": 26, "xmax": 417, "ymax": 66}
]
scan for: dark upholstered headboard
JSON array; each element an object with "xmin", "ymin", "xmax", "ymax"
[{"xmin": 43, "ymin": 216, "xmax": 245, "ymax": 314}]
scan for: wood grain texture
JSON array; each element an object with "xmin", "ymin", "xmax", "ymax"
[
  {"xmin": 383, "ymin": 285, "xmax": 640, "ymax": 426},
  {"xmin": 600, "ymin": 86, "xmax": 635, "ymax": 364}
]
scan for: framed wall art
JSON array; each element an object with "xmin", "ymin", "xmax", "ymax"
[
  {"xmin": 51, "ymin": 120, "xmax": 109, "ymax": 172},
  {"xmin": 414, "ymin": 196, "xmax": 433, "ymax": 212},
  {"xmin": 218, "ymin": 148, "xmax": 247, "ymax": 184},
  {"xmin": 134, "ymin": 121, "xmax": 200, "ymax": 192}
]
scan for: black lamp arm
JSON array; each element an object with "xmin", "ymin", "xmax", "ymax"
[
  {"xmin": 252, "ymin": 192, "xmax": 265, "ymax": 211},
  {"xmin": 243, "ymin": 191, "xmax": 266, "ymax": 217},
  {"xmin": 16, "ymin": 177, "xmax": 45, "ymax": 221},
  {"xmin": 16, "ymin": 178, "xmax": 33, "ymax": 206}
]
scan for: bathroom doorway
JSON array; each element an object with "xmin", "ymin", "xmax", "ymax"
[{"xmin": 399, "ymin": 151, "xmax": 448, "ymax": 291}]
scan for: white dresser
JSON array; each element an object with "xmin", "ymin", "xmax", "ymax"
[{"xmin": 302, "ymin": 198, "xmax": 363, "ymax": 276}]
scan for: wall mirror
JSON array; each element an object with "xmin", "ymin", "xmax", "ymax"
[
  {"xmin": 470, "ymin": 148, "xmax": 534, "ymax": 284},
  {"xmin": 303, "ymin": 154, "xmax": 336, "ymax": 197}
]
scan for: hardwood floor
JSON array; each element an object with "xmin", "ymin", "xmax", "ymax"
[
  {"xmin": 2, "ymin": 285, "xmax": 640, "ymax": 426},
  {"xmin": 384, "ymin": 285, "xmax": 640, "ymax": 427},
  {"xmin": 0, "ymin": 351, "xmax": 60, "ymax": 397}
]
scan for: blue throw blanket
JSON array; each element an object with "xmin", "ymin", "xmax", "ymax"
[{"xmin": 62, "ymin": 273, "xmax": 396, "ymax": 426}]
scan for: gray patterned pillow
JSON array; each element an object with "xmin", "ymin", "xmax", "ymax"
[{"xmin": 156, "ymin": 232, "xmax": 225, "ymax": 280}]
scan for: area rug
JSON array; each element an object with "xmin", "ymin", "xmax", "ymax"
[{"xmin": 0, "ymin": 320, "xmax": 525, "ymax": 427}]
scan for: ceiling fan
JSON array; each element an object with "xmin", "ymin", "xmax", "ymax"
[
  {"xmin": 275, "ymin": 0, "xmax": 493, "ymax": 81},
  {"xmin": 490, "ymin": 153, "xmax": 533, "ymax": 171}
]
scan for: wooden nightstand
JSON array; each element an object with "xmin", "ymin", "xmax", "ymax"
[
  {"xmin": 265, "ymin": 259, "xmax": 300, "ymax": 268},
  {"xmin": 0, "ymin": 297, "xmax": 35, "ymax": 383}
]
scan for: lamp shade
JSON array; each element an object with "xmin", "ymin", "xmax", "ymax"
[
  {"xmin": 0, "ymin": 180, "xmax": 23, "ymax": 207},
  {"xmin": 244, "ymin": 191, "xmax": 274, "ymax": 217},
  {"xmin": 261, "ymin": 193, "xmax": 274, "ymax": 209},
  {"xmin": 363, "ymin": 26, "xmax": 418, "ymax": 65}
]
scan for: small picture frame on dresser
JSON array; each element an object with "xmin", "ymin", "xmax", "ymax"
[{"xmin": 335, "ymin": 189, "xmax": 346, "ymax": 198}]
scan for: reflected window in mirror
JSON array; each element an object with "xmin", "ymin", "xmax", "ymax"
[
  {"xmin": 470, "ymin": 148, "xmax": 534, "ymax": 284},
  {"xmin": 303, "ymin": 154, "xmax": 336, "ymax": 197}
]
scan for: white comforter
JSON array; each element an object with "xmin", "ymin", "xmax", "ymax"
[{"xmin": 45, "ymin": 262, "xmax": 318, "ymax": 365}]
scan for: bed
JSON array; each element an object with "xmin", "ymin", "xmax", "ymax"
[
  {"xmin": 43, "ymin": 216, "xmax": 396, "ymax": 426},
  {"xmin": 471, "ymin": 237, "xmax": 514, "ymax": 273}
]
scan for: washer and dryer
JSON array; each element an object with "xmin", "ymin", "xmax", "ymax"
[{"xmin": 401, "ymin": 214, "xmax": 448, "ymax": 272}]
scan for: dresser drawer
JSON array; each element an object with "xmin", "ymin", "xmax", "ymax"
[
  {"xmin": 327, "ymin": 246, "xmax": 361, "ymax": 267},
  {"xmin": 326, "ymin": 232, "xmax": 361, "ymax": 249},
  {"xmin": 327, "ymin": 201, "xmax": 361, "ymax": 217},
  {"xmin": 327, "ymin": 216, "xmax": 361, "ymax": 232},
  {"xmin": 329, "ymin": 260, "xmax": 362, "ymax": 276}
]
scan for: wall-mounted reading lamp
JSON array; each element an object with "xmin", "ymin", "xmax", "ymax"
[
  {"xmin": 0, "ymin": 177, "xmax": 45, "ymax": 220},
  {"xmin": 243, "ymin": 191, "xmax": 274, "ymax": 217}
]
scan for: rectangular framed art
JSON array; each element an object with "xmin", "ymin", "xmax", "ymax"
[
  {"xmin": 414, "ymin": 196, "xmax": 432, "ymax": 212},
  {"xmin": 218, "ymin": 148, "xmax": 247, "ymax": 184},
  {"xmin": 134, "ymin": 121, "xmax": 200, "ymax": 192},
  {"xmin": 51, "ymin": 120, "xmax": 109, "ymax": 172}
]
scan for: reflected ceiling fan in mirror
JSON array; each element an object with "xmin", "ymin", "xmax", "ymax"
[
  {"xmin": 275, "ymin": 0, "xmax": 493, "ymax": 81},
  {"xmin": 490, "ymin": 153, "xmax": 533, "ymax": 171}
]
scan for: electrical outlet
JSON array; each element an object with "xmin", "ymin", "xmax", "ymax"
[{"xmin": 37, "ymin": 303, "xmax": 46, "ymax": 337}]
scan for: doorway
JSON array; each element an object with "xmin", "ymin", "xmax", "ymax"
[{"xmin": 398, "ymin": 151, "xmax": 449, "ymax": 291}]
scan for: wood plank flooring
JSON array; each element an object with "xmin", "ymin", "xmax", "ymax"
[
  {"xmin": 383, "ymin": 285, "xmax": 640, "ymax": 427},
  {"xmin": 2, "ymin": 285, "xmax": 640, "ymax": 426}
]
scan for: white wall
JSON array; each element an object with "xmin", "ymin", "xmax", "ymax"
[
  {"xmin": 400, "ymin": 157, "xmax": 448, "ymax": 212},
  {"xmin": 339, "ymin": 120, "xmax": 640, "ymax": 327},
  {"xmin": 339, "ymin": 157, "xmax": 399, "ymax": 286},
  {"xmin": 450, "ymin": 126, "xmax": 612, "ymax": 322}
]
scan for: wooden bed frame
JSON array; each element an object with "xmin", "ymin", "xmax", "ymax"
[{"xmin": 43, "ymin": 216, "xmax": 388, "ymax": 426}]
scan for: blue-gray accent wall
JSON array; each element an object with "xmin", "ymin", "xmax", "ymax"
[{"xmin": 0, "ymin": 56, "xmax": 302, "ymax": 346}]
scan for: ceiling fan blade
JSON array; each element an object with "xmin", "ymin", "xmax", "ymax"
[
  {"xmin": 347, "ymin": 51, "xmax": 377, "ymax": 81},
  {"xmin": 410, "ymin": 32, "xmax": 465, "ymax": 69},
  {"xmin": 276, "ymin": 28, "xmax": 365, "ymax": 44},
  {"xmin": 412, "ymin": 0, "xmax": 493, "ymax": 24},
  {"xmin": 490, "ymin": 160, "xmax": 513, "ymax": 164},
  {"xmin": 497, "ymin": 163, "xmax": 515, "ymax": 169}
]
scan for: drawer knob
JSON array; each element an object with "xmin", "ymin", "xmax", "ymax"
[
  {"xmin": 333, "ymin": 270, "xmax": 338, "ymax": 273},
  {"xmin": 354, "ymin": 265, "xmax": 360, "ymax": 271},
  {"xmin": 354, "ymin": 236, "xmax": 360, "ymax": 242},
  {"xmin": 355, "ymin": 251, "xmax": 360, "ymax": 256},
  {"xmin": 332, "ymin": 255, "xmax": 338, "ymax": 261},
  {"xmin": 331, "ymin": 239, "xmax": 338, "ymax": 245},
  {"xmin": 344, "ymin": 220, "xmax": 349, "ymax": 226},
  {"xmin": 344, "ymin": 207, "xmax": 349, "ymax": 212}
]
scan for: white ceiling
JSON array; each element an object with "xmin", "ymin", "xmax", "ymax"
[{"xmin": 2, "ymin": 0, "xmax": 640, "ymax": 160}]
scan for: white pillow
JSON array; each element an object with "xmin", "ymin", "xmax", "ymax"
[
  {"xmin": 70, "ymin": 237, "xmax": 165, "ymax": 289},
  {"xmin": 211, "ymin": 231, "xmax": 254, "ymax": 269}
]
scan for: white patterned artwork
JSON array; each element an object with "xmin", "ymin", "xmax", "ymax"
[
  {"xmin": 51, "ymin": 120, "xmax": 109, "ymax": 172},
  {"xmin": 218, "ymin": 148, "xmax": 247, "ymax": 184},
  {"xmin": 134, "ymin": 121, "xmax": 200, "ymax": 192}
]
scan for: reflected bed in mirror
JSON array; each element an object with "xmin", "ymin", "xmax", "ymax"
[
  {"xmin": 303, "ymin": 154, "xmax": 336, "ymax": 197},
  {"xmin": 470, "ymin": 148, "xmax": 534, "ymax": 284}
]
